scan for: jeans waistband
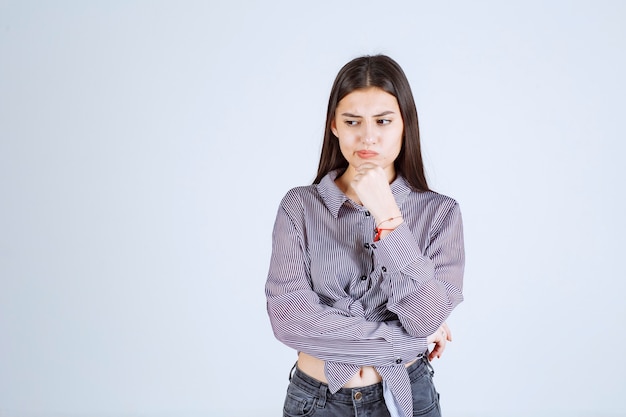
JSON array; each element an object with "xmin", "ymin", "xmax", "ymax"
[{"xmin": 289, "ymin": 353, "xmax": 428, "ymax": 405}]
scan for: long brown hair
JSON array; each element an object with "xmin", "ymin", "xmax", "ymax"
[{"xmin": 313, "ymin": 55, "xmax": 430, "ymax": 192}]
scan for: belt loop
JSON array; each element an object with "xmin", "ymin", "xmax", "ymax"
[
  {"xmin": 424, "ymin": 353, "xmax": 435, "ymax": 376},
  {"xmin": 317, "ymin": 384, "xmax": 328, "ymax": 408},
  {"xmin": 288, "ymin": 362, "xmax": 297, "ymax": 381}
]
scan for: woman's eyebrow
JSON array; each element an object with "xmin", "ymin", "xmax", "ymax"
[{"xmin": 340, "ymin": 110, "xmax": 395, "ymax": 118}]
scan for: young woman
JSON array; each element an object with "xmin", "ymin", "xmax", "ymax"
[{"xmin": 265, "ymin": 55, "xmax": 464, "ymax": 417}]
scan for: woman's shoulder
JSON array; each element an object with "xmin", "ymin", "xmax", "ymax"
[
  {"xmin": 405, "ymin": 189, "xmax": 461, "ymax": 220},
  {"xmin": 411, "ymin": 189, "xmax": 459, "ymax": 207},
  {"xmin": 395, "ymin": 175, "xmax": 459, "ymax": 210},
  {"xmin": 278, "ymin": 184, "xmax": 321, "ymax": 210}
]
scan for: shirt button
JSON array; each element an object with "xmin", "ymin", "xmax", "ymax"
[
  {"xmin": 381, "ymin": 266, "xmax": 387, "ymax": 272},
  {"xmin": 360, "ymin": 275, "xmax": 367, "ymax": 281},
  {"xmin": 364, "ymin": 243, "xmax": 370, "ymax": 249},
  {"xmin": 371, "ymin": 243, "xmax": 377, "ymax": 249},
  {"xmin": 364, "ymin": 211, "xmax": 371, "ymax": 217},
  {"xmin": 395, "ymin": 358, "xmax": 402, "ymax": 364}
]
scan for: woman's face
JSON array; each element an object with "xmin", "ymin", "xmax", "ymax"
[{"xmin": 331, "ymin": 87, "xmax": 404, "ymax": 178}]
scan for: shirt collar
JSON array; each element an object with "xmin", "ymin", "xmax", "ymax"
[{"xmin": 316, "ymin": 169, "xmax": 413, "ymax": 218}]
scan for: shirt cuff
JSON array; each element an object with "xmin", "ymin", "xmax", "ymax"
[
  {"xmin": 389, "ymin": 321, "xmax": 428, "ymax": 364},
  {"xmin": 372, "ymin": 222, "xmax": 435, "ymax": 281}
]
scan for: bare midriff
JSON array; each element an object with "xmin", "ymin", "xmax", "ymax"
[{"xmin": 297, "ymin": 352, "xmax": 418, "ymax": 388}]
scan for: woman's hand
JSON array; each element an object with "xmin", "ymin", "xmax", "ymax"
[
  {"xmin": 426, "ymin": 322, "xmax": 452, "ymax": 361},
  {"xmin": 351, "ymin": 163, "xmax": 401, "ymax": 223}
]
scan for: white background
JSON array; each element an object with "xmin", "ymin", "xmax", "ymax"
[{"xmin": 1, "ymin": 1, "xmax": 625, "ymax": 416}]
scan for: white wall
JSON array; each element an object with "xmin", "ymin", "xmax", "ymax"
[{"xmin": 1, "ymin": 1, "xmax": 624, "ymax": 416}]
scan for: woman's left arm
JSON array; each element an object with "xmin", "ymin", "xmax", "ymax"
[{"xmin": 374, "ymin": 201, "xmax": 465, "ymax": 338}]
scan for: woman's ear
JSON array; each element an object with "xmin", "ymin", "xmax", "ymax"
[{"xmin": 330, "ymin": 118, "xmax": 338, "ymax": 138}]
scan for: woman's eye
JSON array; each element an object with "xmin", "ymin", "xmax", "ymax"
[
  {"xmin": 377, "ymin": 119, "xmax": 391, "ymax": 125},
  {"xmin": 345, "ymin": 120, "xmax": 359, "ymax": 126}
]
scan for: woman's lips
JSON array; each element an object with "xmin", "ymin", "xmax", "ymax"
[{"xmin": 356, "ymin": 150, "xmax": 379, "ymax": 159}]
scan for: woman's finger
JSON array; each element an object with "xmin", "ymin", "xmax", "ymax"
[
  {"xmin": 430, "ymin": 340, "xmax": 444, "ymax": 360},
  {"xmin": 442, "ymin": 322, "xmax": 452, "ymax": 342}
]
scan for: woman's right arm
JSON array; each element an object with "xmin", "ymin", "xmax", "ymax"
[{"xmin": 265, "ymin": 192, "xmax": 427, "ymax": 366}]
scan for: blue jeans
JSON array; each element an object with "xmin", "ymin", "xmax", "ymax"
[{"xmin": 283, "ymin": 356, "xmax": 441, "ymax": 417}]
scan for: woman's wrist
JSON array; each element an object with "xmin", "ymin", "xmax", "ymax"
[
  {"xmin": 375, "ymin": 215, "xmax": 403, "ymax": 228},
  {"xmin": 373, "ymin": 215, "xmax": 403, "ymax": 241}
]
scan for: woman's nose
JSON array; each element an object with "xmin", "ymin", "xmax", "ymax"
[
  {"xmin": 362, "ymin": 136, "xmax": 375, "ymax": 144},
  {"xmin": 361, "ymin": 124, "xmax": 376, "ymax": 144}
]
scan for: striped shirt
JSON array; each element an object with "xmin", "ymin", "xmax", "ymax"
[{"xmin": 265, "ymin": 170, "xmax": 464, "ymax": 417}]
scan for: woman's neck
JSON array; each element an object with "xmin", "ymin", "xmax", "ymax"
[{"xmin": 335, "ymin": 171, "xmax": 360, "ymax": 204}]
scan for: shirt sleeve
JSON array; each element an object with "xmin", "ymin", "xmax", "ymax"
[
  {"xmin": 265, "ymin": 192, "xmax": 427, "ymax": 366},
  {"xmin": 374, "ymin": 200, "xmax": 465, "ymax": 338}
]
